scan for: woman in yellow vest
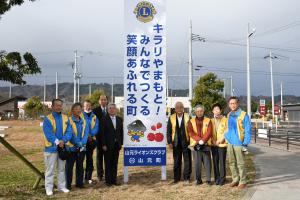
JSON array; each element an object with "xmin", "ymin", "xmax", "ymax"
[
  {"xmin": 211, "ymin": 103, "xmax": 227, "ymax": 186},
  {"xmin": 187, "ymin": 105, "xmax": 213, "ymax": 185},
  {"xmin": 65, "ymin": 103, "xmax": 90, "ymax": 190}
]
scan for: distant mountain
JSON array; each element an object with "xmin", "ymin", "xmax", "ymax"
[{"xmin": 0, "ymin": 83, "xmax": 299, "ymax": 105}]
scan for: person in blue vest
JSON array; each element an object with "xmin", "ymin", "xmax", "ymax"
[
  {"xmin": 43, "ymin": 98, "xmax": 72, "ymax": 196},
  {"xmin": 82, "ymin": 100, "xmax": 99, "ymax": 184},
  {"xmin": 224, "ymin": 96, "xmax": 251, "ymax": 189},
  {"xmin": 65, "ymin": 102, "xmax": 89, "ymax": 190}
]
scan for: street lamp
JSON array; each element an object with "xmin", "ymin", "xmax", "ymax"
[
  {"xmin": 246, "ymin": 23, "xmax": 256, "ymax": 118},
  {"xmin": 264, "ymin": 51, "xmax": 278, "ymax": 121}
]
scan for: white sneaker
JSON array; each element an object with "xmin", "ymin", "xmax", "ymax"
[
  {"xmin": 46, "ymin": 190, "xmax": 53, "ymax": 196},
  {"xmin": 58, "ymin": 188, "xmax": 70, "ymax": 193},
  {"xmin": 88, "ymin": 180, "xmax": 93, "ymax": 184}
]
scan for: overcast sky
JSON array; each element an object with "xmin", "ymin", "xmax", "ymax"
[{"xmin": 0, "ymin": 0, "xmax": 300, "ymax": 96}]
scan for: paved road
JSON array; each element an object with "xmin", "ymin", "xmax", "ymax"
[{"xmin": 246, "ymin": 144, "xmax": 300, "ymax": 200}]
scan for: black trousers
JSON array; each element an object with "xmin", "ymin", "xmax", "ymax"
[
  {"xmin": 173, "ymin": 145, "xmax": 192, "ymax": 181},
  {"xmin": 65, "ymin": 151, "xmax": 85, "ymax": 189},
  {"xmin": 85, "ymin": 141, "xmax": 96, "ymax": 181},
  {"xmin": 104, "ymin": 143, "xmax": 120, "ymax": 184},
  {"xmin": 193, "ymin": 149, "xmax": 212, "ymax": 182},
  {"xmin": 211, "ymin": 146, "xmax": 227, "ymax": 184},
  {"xmin": 96, "ymin": 145, "xmax": 104, "ymax": 179}
]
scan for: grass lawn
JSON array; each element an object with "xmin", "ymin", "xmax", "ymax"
[{"xmin": 0, "ymin": 120, "xmax": 255, "ymax": 200}]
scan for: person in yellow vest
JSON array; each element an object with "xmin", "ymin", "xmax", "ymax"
[
  {"xmin": 211, "ymin": 103, "xmax": 227, "ymax": 186},
  {"xmin": 167, "ymin": 101, "xmax": 191, "ymax": 184},
  {"xmin": 42, "ymin": 99, "xmax": 72, "ymax": 196},
  {"xmin": 65, "ymin": 103, "xmax": 90, "ymax": 190},
  {"xmin": 187, "ymin": 104, "xmax": 213, "ymax": 185},
  {"xmin": 222, "ymin": 96, "xmax": 251, "ymax": 189},
  {"xmin": 82, "ymin": 100, "xmax": 99, "ymax": 185}
]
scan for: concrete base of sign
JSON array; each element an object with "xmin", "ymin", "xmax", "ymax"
[
  {"xmin": 258, "ymin": 129, "xmax": 268, "ymax": 139},
  {"xmin": 124, "ymin": 166, "xmax": 129, "ymax": 183},
  {"xmin": 161, "ymin": 166, "xmax": 167, "ymax": 181}
]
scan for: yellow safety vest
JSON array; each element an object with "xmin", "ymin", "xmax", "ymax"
[
  {"xmin": 225, "ymin": 110, "xmax": 247, "ymax": 142},
  {"xmin": 170, "ymin": 113, "xmax": 190, "ymax": 142},
  {"xmin": 189, "ymin": 117, "xmax": 211, "ymax": 147},
  {"xmin": 68, "ymin": 116, "xmax": 87, "ymax": 147},
  {"xmin": 44, "ymin": 113, "xmax": 68, "ymax": 147},
  {"xmin": 81, "ymin": 113, "xmax": 97, "ymax": 139},
  {"xmin": 211, "ymin": 117, "xmax": 228, "ymax": 147}
]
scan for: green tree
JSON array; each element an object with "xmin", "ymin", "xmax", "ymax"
[
  {"xmin": 0, "ymin": 51, "xmax": 41, "ymax": 85},
  {"xmin": 191, "ymin": 72, "xmax": 226, "ymax": 114},
  {"xmin": 266, "ymin": 101, "xmax": 272, "ymax": 113},
  {"xmin": 24, "ymin": 96, "xmax": 49, "ymax": 119},
  {"xmin": 1, "ymin": 1, "xmax": 41, "ymax": 85},
  {"xmin": 251, "ymin": 100, "xmax": 259, "ymax": 114},
  {"xmin": 85, "ymin": 89, "xmax": 105, "ymax": 108},
  {"xmin": 0, "ymin": 0, "xmax": 35, "ymax": 16}
]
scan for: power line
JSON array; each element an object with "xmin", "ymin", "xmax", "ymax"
[{"xmin": 255, "ymin": 20, "xmax": 300, "ymax": 37}]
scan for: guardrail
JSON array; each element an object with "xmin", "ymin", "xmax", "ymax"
[{"xmin": 253, "ymin": 127, "xmax": 300, "ymax": 150}]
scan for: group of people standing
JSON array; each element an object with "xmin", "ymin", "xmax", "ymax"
[
  {"xmin": 167, "ymin": 96, "xmax": 251, "ymax": 189},
  {"xmin": 42, "ymin": 95, "xmax": 251, "ymax": 196},
  {"xmin": 42, "ymin": 95, "xmax": 123, "ymax": 196}
]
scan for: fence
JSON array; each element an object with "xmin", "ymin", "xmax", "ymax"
[{"xmin": 253, "ymin": 127, "xmax": 300, "ymax": 151}]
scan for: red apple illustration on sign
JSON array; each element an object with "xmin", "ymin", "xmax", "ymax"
[
  {"xmin": 156, "ymin": 122, "xmax": 162, "ymax": 129},
  {"xmin": 151, "ymin": 125, "xmax": 156, "ymax": 131},
  {"xmin": 147, "ymin": 133, "xmax": 155, "ymax": 141},
  {"xmin": 155, "ymin": 133, "xmax": 164, "ymax": 142}
]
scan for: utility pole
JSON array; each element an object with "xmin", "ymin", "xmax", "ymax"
[
  {"xmin": 111, "ymin": 77, "xmax": 114, "ymax": 103},
  {"xmin": 43, "ymin": 76, "xmax": 46, "ymax": 104},
  {"xmin": 264, "ymin": 52, "xmax": 279, "ymax": 122},
  {"xmin": 55, "ymin": 72, "xmax": 58, "ymax": 99},
  {"xmin": 223, "ymin": 80, "xmax": 226, "ymax": 98},
  {"xmin": 9, "ymin": 82, "xmax": 12, "ymax": 98},
  {"xmin": 188, "ymin": 20, "xmax": 193, "ymax": 108},
  {"xmin": 246, "ymin": 23, "xmax": 255, "ymax": 118},
  {"xmin": 77, "ymin": 78, "xmax": 80, "ymax": 102},
  {"xmin": 264, "ymin": 51, "xmax": 275, "ymax": 120},
  {"xmin": 269, "ymin": 51, "xmax": 275, "ymax": 120},
  {"xmin": 230, "ymin": 76, "xmax": 233, "ymax": 96},
  {"xmin": 188, "ymin": 21, "xmax": 205, "ymax": 112},
  {"xmin": 89, "ymin": 84, "xmax": 92, "ymax": 97},
  {"xmin": 280, "ymin": 81, "xmax": 283, "ymax": 120},
  {"xmin": 73, "ymin": 50, "xmax": 78, "ymax": 103}
]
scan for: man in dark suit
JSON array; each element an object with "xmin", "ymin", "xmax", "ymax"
[
  {"xmin": 167, "ymin": 101, "xmax": 192, "ymax": 184},
  {"xmin": 101, "ymin": 103, "xmax": 123, "ymax": 186},
  {"xmin": 92, "ymin": 95, "xmax": 108, "ymax": 181}
]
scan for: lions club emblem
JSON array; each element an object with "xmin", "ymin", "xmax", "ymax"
[{"xmin": 134, "ymin": 1, "xmax": 157, "ymax": 23}]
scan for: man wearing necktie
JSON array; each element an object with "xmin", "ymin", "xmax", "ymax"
[
  {"xmin": 100, "ymin": 103, "xmax": 123, "ymax": 186},
  {"xmin": 93, "ymin": 95, "xmax": 108, "ymax": 181}
]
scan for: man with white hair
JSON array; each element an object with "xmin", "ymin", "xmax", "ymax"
[
  {"xmin": 167, "ymin": 101, "xmax": 191, "ymax": 184},
  {"xmin": 187, "ymin": 104, "xmax": 213, "ymax": 185}
]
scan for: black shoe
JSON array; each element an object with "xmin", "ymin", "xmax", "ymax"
[
  {"xmin": 172, "ymin": 180, "xmax": 179, "ymax": 184},
  {"xmin": 98, "ymin": 176, "xmax": 103, "ymax": 182},
  {"xmin": 105, "ymin": 182, "xmax": 112, "ymax": 187},
  {"xmin": 206, "ymin": 181, "xmax": 212, "ymax": 186},
  {"xmin": 219, "ymin": 180, "xmax": 226, "ymax": 186},
  {"xmin": 196, "ymin": 180, "xmax": 203, "ymax": 185},
  {"xmin": 113, "ymin": 182, "xmax": 121, "ymax": 186},
  {"xmin": 215, "ymin": 179, "xmax": 220, "ymax": 185},
  {"xmin": 76, "ymin": 185, "xmax": 85, "ymax": 189}
]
